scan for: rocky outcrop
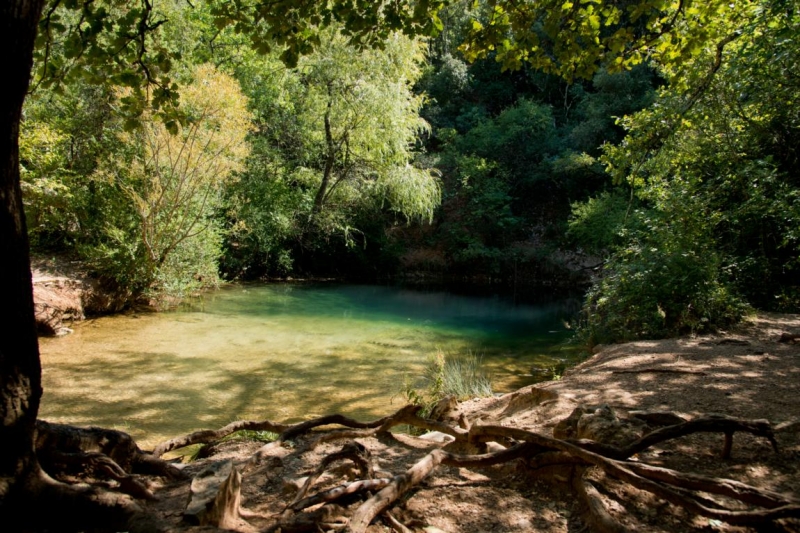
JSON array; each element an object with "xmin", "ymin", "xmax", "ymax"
[
  {"xmin": 33, "ymin": 276, "xmax": 85, "ymax": 336},
  {"xmin": 32, "ymin": 256, "xmax": 133, "ymax": 336}
]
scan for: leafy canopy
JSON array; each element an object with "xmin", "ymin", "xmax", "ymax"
[
  {"xmin": 33, "ymin": 0, "xmax": 451, "ymax": 124},
  {"xmin": 461, "ymin": 0, "xmax": 748, "ymax": 80}
]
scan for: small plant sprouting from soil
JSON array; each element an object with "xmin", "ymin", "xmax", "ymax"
[
  {"xmin": 401, "ymin": 350, "xmax": 493, "ymax": 415},
  {"xmin": 426, "ymin": 350, "xmax": 493, "ymax": 400}
]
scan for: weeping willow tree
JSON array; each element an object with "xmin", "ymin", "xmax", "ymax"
[
  {"xmin": 300, "ymin": 30, "xmax": 440, "ymax": 225},
  {"xmin": 232, "ymin": 27, "xmax": 440, "ymax": 256}
]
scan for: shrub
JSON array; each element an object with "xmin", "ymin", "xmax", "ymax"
[{"xmin": 578, "ymin": 216, "xmax": 750, "ymax": 345}]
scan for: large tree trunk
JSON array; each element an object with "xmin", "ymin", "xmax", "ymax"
[
  {"xmin": 0, "ymin": 0, "xmax": 48, "ymax": 507},
  {"xmin": 0, "ymin": 8, "xmax": 151, "ymax": 531}
]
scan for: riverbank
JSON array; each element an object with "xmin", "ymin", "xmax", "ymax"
[{"xmin": 131, "ymin": 312, "xmax": 800, "ymax": 532}]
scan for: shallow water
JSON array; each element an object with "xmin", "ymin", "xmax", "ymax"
[{"xmin": 39, "ymin": 283, "xmax": 582, "ymax": 448}]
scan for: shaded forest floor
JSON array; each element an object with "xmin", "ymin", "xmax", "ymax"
[{"xmin": 128, "ymin": 312, "xmax": 800, "ymax": 532}]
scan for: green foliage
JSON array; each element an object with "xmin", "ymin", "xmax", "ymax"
[
  {"xmin": 19, "ymin": 114, "xmax": 73, "ymax": 245},
  {"xmin": 571, "ymin": 1, "xmax": 800, "ymax": 342},
  {"xmin": 23, "ymin": 0, "xmax": 677, "ymax": 290},
  {"xmin": 22, "ymin": 62, "xmax": 253, "ymax": 302},
  {"xmin": 21, "ymin": 82, "xmax": 124, "ymax": 249},
  {"xmin": 32, "ymin": 0, "xmax": 450, "ymax": 126},
  {"xmin": 225, "ymin": 26, "xmax": 441, "ymax": 276},
  {"xmin": 416, "ymin": 42, "xmax": 657, "ymax": 282},
  {"xmin": 457, "ymin": 98, "xmax": 558, "ymax": 185},
  {"xmin": 34, "ymin": 0, "xmax": 183, "ymax": 125},
  {"xmin": 294, "ymin": 29, "xmax": 441, "ymax": 226},
  {"xmin": 208, "ymin": 0, "xmax": 449, "ymax": 67},
  {"xmin": 460, "ymin": 0, "xmax": 746, "ymax": 80},
  {"xmin": 438, "ymin": 155, "xmax": 521, "ymax": 273},
  {"xmin": 548, "ymin": 361, "xmax": 568, "ymax": 381},
  {"xmin": 567, "ymin": 190, "xmax": 635, "ymax": 255},
  {"xmin": 29, "ymin": 0, "xmax": 758, "ymax": 300},
  {"xmin": 97, "ymin": 63, "xmax": 252, "ymax": 299},
  {"xmin": 579, "ymin": 211, "xmax": 750, "ymax": 345}
]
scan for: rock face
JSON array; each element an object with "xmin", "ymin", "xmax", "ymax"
[
  {"xmin": 32, "ymin": 257, "xmax": 132, "ymax": 336},
  {"xmin": 33, "ymin": 277, "xmax": 84, "ymax": 336}
]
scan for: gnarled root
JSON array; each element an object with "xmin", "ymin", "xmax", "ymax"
[
  {"xmin": 34, "ymin": 420, "xmax": 184, "ymax": 500},
  {"xmin": 144, "ymin": 404, "xmax": 800, "ymax": 532}
]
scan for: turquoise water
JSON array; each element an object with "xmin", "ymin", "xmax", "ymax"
[{"xmin": 38, "ymin": 283, "xmax": 582, "ymax": 448}]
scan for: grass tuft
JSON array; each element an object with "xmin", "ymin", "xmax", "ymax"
[{"xmin": 424, "ymin": 350, "xmax": 493, "ymax": 400}]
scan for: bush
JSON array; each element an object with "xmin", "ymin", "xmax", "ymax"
[
  {"xmin": 567, "ymin": 190, "xmax": 636, "ymax": 254},
  {"xmin": 94, "ymin": 64, "xmax": 252, "ymax": 302},
  {"xmin": 578, "ymin": 217, "xmax": 750, "ymax": 345}
]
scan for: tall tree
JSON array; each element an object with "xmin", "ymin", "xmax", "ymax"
[{"xmin": 0, "ymin": 0, "xmax": 48, "ymax": 507}]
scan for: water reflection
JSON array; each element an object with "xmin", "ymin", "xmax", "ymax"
[{"xmin": 39, "ymin": 283, "xmax": 582, "ymax": 448}]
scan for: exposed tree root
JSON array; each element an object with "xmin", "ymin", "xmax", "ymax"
[
  {"xmin": 34, "ymin": 420, "xmax": 184, "ymax": 502},
  {"xmin": 43, "ymin": 403, "xmax": 798, "ymax": 532},
  {"xmin": 572, "ymin": 467, "xmax": 628, "ymax": 533},
  {"xmin": 2, "ymin": 466, "xmax": 165, "ymax": 532},
  {"xmin": 151, "ymin": 419, "xmax": 291, "ymax": 458},
  {"xmin": 383, "ymin": 509, "xmax": 414, "ymax": 533},
  {"xmin": 257, "ymin": 407, "xmax": 795, "ymax": 532},
  {"xmin": 624, "ymin": 461, "xmax": 793, "ymax": 509},
  {"xmin": 612, "ymin": 368, "xmax": 708, "ymax": 375},
  {"xmin": 470, "ymin": 414, "xmax": 778, "ymax": 460},
  {"xmin": 287, "ymin": 442, "xmax": 373, "ymax": 509},
  {"xmin": 289, "ymin": 478, "xmax": 391, "ymax": 514}
]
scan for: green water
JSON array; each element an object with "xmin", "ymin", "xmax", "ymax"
[{"xmin": 38, "ymin": 283, "xmax": 582, "ymax": 449}]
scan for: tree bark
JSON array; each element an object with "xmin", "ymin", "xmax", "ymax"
[
  {"xmin": 0, "ymin": 0, "xmax": 47, "ymax": 510},
  {"xmin": 312, "ymin": 86, "xmax": 336, "ymax": 215}
]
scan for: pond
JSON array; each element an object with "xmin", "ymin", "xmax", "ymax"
[{"xmin": 38, "ymin": 283, "xmax": 583, "ymax": 449}]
